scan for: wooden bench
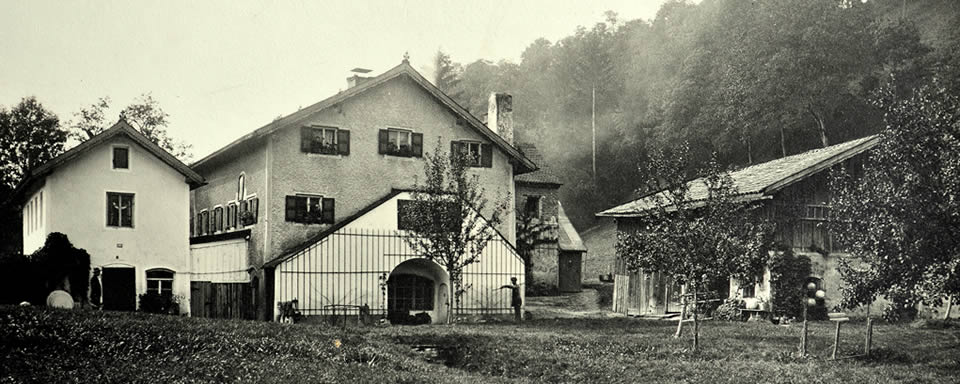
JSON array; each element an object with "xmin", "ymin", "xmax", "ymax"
[{"xmin": 741, "ymin": 308, "xmax": 770, "ymax": 321}]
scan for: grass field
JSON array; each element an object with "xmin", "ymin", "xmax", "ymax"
[{"xmin": 1, "ymin": 306, "xmax": 958, "ymax": 383}]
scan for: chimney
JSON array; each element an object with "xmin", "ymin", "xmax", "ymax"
[
  {"xmin": 487, "ymin": 93, "xmax": 513, "ymax": 145},
  {"xmin": 347, "ymin": 67, "xmax": 373, "ymax": 89}
]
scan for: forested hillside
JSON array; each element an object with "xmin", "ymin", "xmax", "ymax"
[{"xmin": 433, "ymin": 0, "xmax": 960, "ymax": 228}]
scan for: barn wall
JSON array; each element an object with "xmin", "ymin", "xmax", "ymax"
[{"xmin": 190, "ymin": 238, "xmax": 250, "ymax": 283}]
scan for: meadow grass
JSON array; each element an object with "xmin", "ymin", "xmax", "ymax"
[{"xmin": 1, "ymin": 306, "xmax": 957, "ymax": 383}]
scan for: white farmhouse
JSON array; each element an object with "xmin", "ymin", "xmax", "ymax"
[{"xmin": 15, "ymin": 119, "xmax": 205, "ymax": 313}]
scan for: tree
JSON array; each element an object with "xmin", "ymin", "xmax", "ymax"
[
  {"xmin": 830, "ymin": 83, "xmax": 960, "ymax": 320},
  {"xmin": 399, "ymin": 138, "xmax": 510, "ymax": 323},
  {"xmin": 69, "ymin": 93, "xmax": 193, "ymax": 162},
  {"xmin": 0, "ymin": 97, "xmax": 68, "ymax": 191},
  {"xmin": 617, "ymin": 143, "xmax": 774, "ymax": 352},
  {"xmin": 433, "ymin": 49, "xmax": 463, "ymax": 100},
  {"xmin": 516, "ymin": 213, "xmax": 558, "ymax": 295}
]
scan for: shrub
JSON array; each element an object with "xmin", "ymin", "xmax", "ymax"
[
  {"xmin": 715, "ymin": 299, "xmax": 744, "ymax": 321},
  {"xmin": 768, "ymin": 248, "xmax": 811, "ymax": 319},
  {"xmin": 0, "ymin": 252, "xmax": 45, "ymax": 305},
  {"xmin": 139, "ymin": 293, "xmax": 181, "ymax": 315}
]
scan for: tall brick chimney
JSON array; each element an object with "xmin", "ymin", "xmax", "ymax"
[{"xmin": 487, "ymin": 93, "xmax": 513, "ymax": 145}]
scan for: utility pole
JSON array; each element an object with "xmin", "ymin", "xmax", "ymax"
[{"xmin": 592, "ymin": 86, "xmax": 597, "ymax": 185}]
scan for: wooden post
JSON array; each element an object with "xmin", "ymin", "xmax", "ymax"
[
  {"xmin": 832, "ymin": 321, "xmax": 841, "ymax": 360},
  {"xmin": 693, "ymin": 288, "xmax": 700, "ymax": 353},
  {"xmin": 675, "ymin": 284, "xmax": 687, "ymax": 338},
  {"xmin": 865, "ymin": 303, "xmax": 872, "ymax": 355},
  {"xmin": 800, "ymin": 301, "xmax": 808, "ymax": 356}
]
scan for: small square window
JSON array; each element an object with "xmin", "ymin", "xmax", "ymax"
[{"xmin": 113, "ymin": 147, "xmax": 129, "ymax": 169}]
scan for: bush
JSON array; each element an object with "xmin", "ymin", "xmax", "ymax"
[
  {"xmin": 0, "ymin": 233, "xmax": 91, "ymax": 306},
  {"xmin": 138, "ymin": 293, "xmax": 181, "ymax": 315},
  {"xmin": 0, "ymin": 252, "xmax": 46, "ymax": 305},
  {"xmin": 715, "ymin": 299, "xmax": 744, "ymax": 321},
  {"xmin": 768, "ymin": 248, "xmax": 811, "ymax": 319}
]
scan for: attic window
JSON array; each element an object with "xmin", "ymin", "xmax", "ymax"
[
  {"xmin": 285, "ymin": 195, "xmax": 334, "ymax": 224},
  {"xmin": 112, "ymin": 147, "xmax": 129, "ymax": 169}
]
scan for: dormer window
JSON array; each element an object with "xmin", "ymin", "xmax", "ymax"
[{"xmin": 112, "ymin": 147, "xmax": 129, "ymax": 169}]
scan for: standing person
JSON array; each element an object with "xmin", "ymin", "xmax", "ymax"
[
  {"xmin": 499, "ymin": 277, "xmax": 522, "ymax": 323},
  {"xmin": 89, "ymin": 268, "xmax": 102, "ymax": 309}
]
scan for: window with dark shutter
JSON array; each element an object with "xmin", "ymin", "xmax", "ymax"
[
  {"xmin": 480, "ymin": 143, "xmax": 492, "ymax": 168},
  {"xmin": 412, "ymin": 133, "xmax": 423, "ymax": 157},
  {"xmin": 524, "ymin": 195, "xmax": 542, "ymax": 218},
  {"xmin": 301, "ymin": 126, "xmax": 342, "ymax": 155},
  {"xmin": 322, "ymin": 198, "xmax": 335, "ymax": 224},
  {"xmin": 200, "ymin": 211, "xmax": 209, "ymax": 235},
  {"xmin": 380, "ymin": 128, "xmax": 420, "ymax": 157},
  {"xmin": 285, "ymin": 195, "xmax": 332, "ymax": 224},
  {"xmin": 247, "ymin": 198, "xmax": 259, "ymax": 224},
  {"xmin": 337, "ymin": 130, "xmax": 350, "ymax": 155},
  {"xmin": 214, "ymin": 207, "xmax": 224, "ymax": 232},
  {"xmin": 451, "ymin": 141, "xmax": 486, "ymax": 167},
  {"xmin": 106, "ymin": 192, "xmax": 134, "ymax": 228},
  {"xmin": 196, "ymin": 213, "xmax": 203, "ymax": 235},
  {"xmin": 112, "ymin": 147, "xmax": 129, "ymax": 169}
]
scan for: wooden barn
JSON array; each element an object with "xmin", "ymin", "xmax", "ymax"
[
  {"xmin": 597, "ymin": 135, "xmax": 879, "ymax": 316},
  {"xmin": 263, "ymin": 190, "xmax": 525, "ymax": 324}
]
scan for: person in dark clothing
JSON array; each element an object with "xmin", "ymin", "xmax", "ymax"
[
  {"xmin": 499, "ymin": 277, "xmax": 522, "ymax": 323},
  {"xmin": 90, "ymin": 268, "xmax": 102, "ymax": 309}
]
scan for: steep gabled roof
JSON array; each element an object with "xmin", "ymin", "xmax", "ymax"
[
  {"xmin": 597, "ymin": 135, "xmax": 879, "ymax": 217},
  {"xmin": 557, "ymin": 202, "xmax": 586, "ymax": 252},
  {"xmin": 9, "ymin": 120, "xmax": 205, "ymax": 204},
  {"xmin": 192, "ymin": 61, "xmax": 536, "ymax": 173},
  {"xmin": 515, "ymin": 143, "xmax": 562, "ymax": 186}
]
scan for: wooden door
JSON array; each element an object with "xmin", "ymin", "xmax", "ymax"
[
  {"xmin": 558, "ymin": 251, "xmax": 583, "ymax": 293},
  {"xmin": 102, "ymin": 267, "xmax": 136, "ymax": 311}
]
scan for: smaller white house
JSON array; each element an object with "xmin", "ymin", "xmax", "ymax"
[{"xmin": 15, "ymin": 119, "xmax": 205, "ymax": 313}]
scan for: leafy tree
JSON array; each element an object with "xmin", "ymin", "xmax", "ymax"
[
  {"xmin": 617, "ymin": 143, "xmax": 774, "ymax": 352},
  {"xmin": 433, "ymin": 49, "xmax": 463, "ymax": 100},
  {"xmin": 399, "ymin": 138, "xmax": 510, "ymax": 323},
  {"xmin": 0, "ymin": 97, "xmax": 67, "ymax": 190},
  {"xmin": 516, "ymin": 213, "xmax": 558, "ymax": 295},
  {"xmin": 31, "ymin": 232, "xmax": 91, "ymax": 305},
  {"xmin": 830, "ymin": 83, "xmax": 960, "ymax": 320},
  {"xmin": 69, "ymin": 93, "xmax": 193, "ymax": 162}
]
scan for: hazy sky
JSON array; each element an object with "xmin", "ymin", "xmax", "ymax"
[{"xmin": 1, "ymin": 0, "xmax": 670, "ymax": 160}]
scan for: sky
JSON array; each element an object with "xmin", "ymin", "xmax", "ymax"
[{"xmin": 0, "ymin": 0, "xmax": 671, "ymax": 160}]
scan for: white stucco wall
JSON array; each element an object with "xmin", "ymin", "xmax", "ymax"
[
  {"xmin": 22, "ymin": 188, "xmax": 47, "ymax": 254},
  {"xmin": 42, "ymin": 135, "xmax": 192, "ymax": 313}
]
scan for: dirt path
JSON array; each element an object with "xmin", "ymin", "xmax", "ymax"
[{"xmin": 525, "ymin": 287, "xmax": 624, "ymax": 319}]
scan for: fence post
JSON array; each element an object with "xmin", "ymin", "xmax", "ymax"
[
  {"xmin": 800, "ymin": 302, "xmax": 808, "ymax": 356},
  {"xmin": 832, "ymin": 321, "xmax": 841, "ymax": 360}
]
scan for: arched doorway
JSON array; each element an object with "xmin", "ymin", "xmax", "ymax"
[{"xmin": 387, "ymin": 259, "xmax": 449, "ymax": 324}]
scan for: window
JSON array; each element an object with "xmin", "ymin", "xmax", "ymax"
[
  {"xmin": 237, "ymin": 174, "xmax": 245, "ymax": 201},
  {"xmin": 226, "ymin": 203, "xmax": 237, "ymax": 230},
  {"xmin": 285, "ymin": 195, "xmax": 334, "ymax": 224},
  {"xmin": 112, "ymin": 147, "xmax": 129, "ymax": 169},
  {"xmin": 397, "ymin": 199, "xmax": 460, "ymax": 232},
  {"xmin": 451, "ymin": 141, "xmax": 492, "ymax": 167},
  {"xmin": 301, "ymin": 126, "xmax": 350, "ymax": 155},
  {"xmin": 244, "ymin": 197, "xmax": 259, "ymax": 225},
  {"xmin": 389, "ymin": 274, "xmax": 434, "ymax": 311},
  {"xmin": 742, "ymin": 280, "xmax": 756, "ymax": 298},
  {"xmin": 213, "ymin": 206, "xmax": 224, "ymax": 233},
  {"xmin": 106, "ymin": 192, "xmax": 134, "ymax": 228},
  {"xmin": 199, "ymin": 210, "xmax": 209, "ymax": 235},
  {"xmin": 524, "ymin": 195, "xmax": 542, "ymax": 218},
  {"xmin": 146, "ymin": 269, "xmax": 174, "ymax": 296},
  {"xmin": 378, "ymin": 128, "xmax": 423, "ymax": 157}
]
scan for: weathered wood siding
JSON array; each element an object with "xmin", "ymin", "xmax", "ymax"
[{"xmin": 190, "ymin": 238, "xmax": 250, "ymax": 283}]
